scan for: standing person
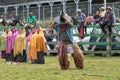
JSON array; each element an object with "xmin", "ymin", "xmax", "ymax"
[
  {"xmin": 76, "ymin": 9, "xmax": 86, "ymax": 38},
  {"xmin": 14, "ymin": 28, "xmax": 26, "ymax": 62},
  {"xmin": 51, "ymin": 11, "xmax": 84, "ymax": 70},
  {"xmin": 6, "ymin": 28, "xmax": 18, "ymax": 64},
  {"xmin": 0, "ymin": 28, "xmax": 11, "ymax": 59},
  {"xmin": 28, "ymin": 28, "xmax": 37, "ymax": 64},
  {"xmin": 36, "ymin": 26, "xmax": 46, "ymax": 64},
  {"xmin": 27, "ymin": 12, "xmax": 36, "ymax": 28},
  {"xmin": 100, "ymin": 6, "xmax": 114, "ymax": 35}
]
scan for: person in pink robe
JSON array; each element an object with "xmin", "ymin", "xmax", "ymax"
[
  {"xmin": 6, "ymin": 27, "xmax": 18, "ymax": 62},
  {"xmin": 11, "ymin": 28, "xmax": 18, "ymax": 50}
]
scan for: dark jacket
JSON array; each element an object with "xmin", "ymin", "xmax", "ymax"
[{"xmin": 103, "ymin": 12, "xmax": 114, "ymax": 23}]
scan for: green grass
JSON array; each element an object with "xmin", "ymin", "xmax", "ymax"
[{"xmin": 0, "ymin": 55, "xmax": 120, "ymax": 80}]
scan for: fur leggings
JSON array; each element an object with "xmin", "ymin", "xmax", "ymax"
[{"xmin": 59, "ymin": 42, "xmax": 84, "ymax": 70}]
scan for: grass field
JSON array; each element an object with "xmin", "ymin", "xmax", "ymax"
[{"xmin": 0, "ymin": 55, "xmax": 120, "ymax": 80}]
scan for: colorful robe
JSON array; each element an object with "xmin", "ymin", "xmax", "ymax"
[
  {"xmin": 26, "ymin": 32, "xmax": 33, "ymax": 44},
  {"xmin": 26, "ymin": 31, "xmax": 34, "ymax": 61},
  {"xmin": 6, "ymin": 28, "xmax": 18, "ymax": 54},
  {"xmin": 0, "ymin": 29, "xmax": 12, "ymax": 51},
  {"xmin": 0, "ymin": 35, "xmax": 6, "ymax": 51},
  {"xmin": 0, "ymin": 29, "xmax": 12, "ymax": 58},
  {"xmin": 36, "ymin": 27, "xmax": 46, "ymax": 52},
  {"xmin": 14, "ymin": 34, "xmax": 24, "ymax": 57},
  {"xmin": 11, "ymin": 28, "xmax": 18, "ymax": 51},
  {"xmin": 14, "ymin": 30, "xmax": 26, "ymax": 57},
  {"xmin": 28, "ymin": 33, "xmax": 37, "ymax": 60},
  {"xmin": 6, "ymin": 34, "xmax": 13, "ymax": 54}
]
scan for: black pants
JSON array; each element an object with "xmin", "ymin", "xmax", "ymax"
[
  {"xmin": 5, "ymin": 53, "xmax": 14, "ymax": 61},
  {"xmin": 100, "ymin": 21, "xmax": 112, "ymax": 34},
  {"xmin": 15, "ymin": 50, "xmax": 27, "ymax": 62},
  {"xmin": 36, "ymin": 51, "xmax": 45, "ymax": 64}
]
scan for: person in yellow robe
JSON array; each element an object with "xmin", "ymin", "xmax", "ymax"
[
  {"xmin": 36, "ymin": 26, "xmax": 46, "ymax": 64},
  {"xmin": 0, "ymin": 28, "xmax": 11, "ymax": 59},
  {"xmin": 28, "ymin": 28, "xmax": 38, "ymax": 63},
  {"xmin": 36, "ymin": 27, "xmax": 46, "ymax": 52},
  {"xmin": 21, "ymin": 28, "xmax": 27, "ymax": 62},
  {"xmin": 14, "ymin": 29, "xmax": 26, "ymax": 62}
]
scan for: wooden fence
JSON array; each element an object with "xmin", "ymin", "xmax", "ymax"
[{"xmin": 0, "ymin": 24, "xmax": 120, "ymax": 56}]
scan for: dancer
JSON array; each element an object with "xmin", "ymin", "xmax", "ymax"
[{"xmin": 51, "ymin": 11, "xmax": 84, "ymax": 70}]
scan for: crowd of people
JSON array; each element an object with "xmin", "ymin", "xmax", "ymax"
[
  {"xmin": 0, "ymin": 20, "xmax": 47, "ymax": 64},
  {"xmin": 0, "ymin": 5, "xmax": 118, "ymax": 70},
  {"xmin": 76, "ymin": 6, "xmax": 115, "ymax": 37}
]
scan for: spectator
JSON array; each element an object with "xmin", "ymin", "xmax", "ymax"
[
  {"xmin": 27, "ymin": 12, "xmax": 36, "ymax": 28},
  {"xmin": 100, "ymin": 6, "xmax": 114, "ymax": 35},
  {"xmin": 85, "ymin": 14, "xmax": 94, "ymax": 25},
  {"xmin": 12, "ymin": 16, "xmax": 19, "ymax": 26},
  {"xmin": 84, "ymin": 14, "xmax": 96, "ymax": 34},
  {"xmin": 93, "ymin": 11, "xmax": 101, "ymax": 25},
  {"xmin": 46, "ymin": 29, "xmax": 54, "ymax": 42},
  {"xmin": 99, "ymin": 7, "xmax": 106, "ymax": 18},
  {"xmin": 44, "ymin": 27, "xmax": 54, "ymax": 49},
  {"xmin": 99, "ymin": 7, "xmax": 106, "ymax": 25},
  {"xmin": 76, "ymin": 9, "xmax": 86, "ymax": 33}
]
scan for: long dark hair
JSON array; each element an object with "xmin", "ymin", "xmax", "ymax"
[{"xmin": 60, "ymin": 11, "xmax": 65, "ymax": 22}]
